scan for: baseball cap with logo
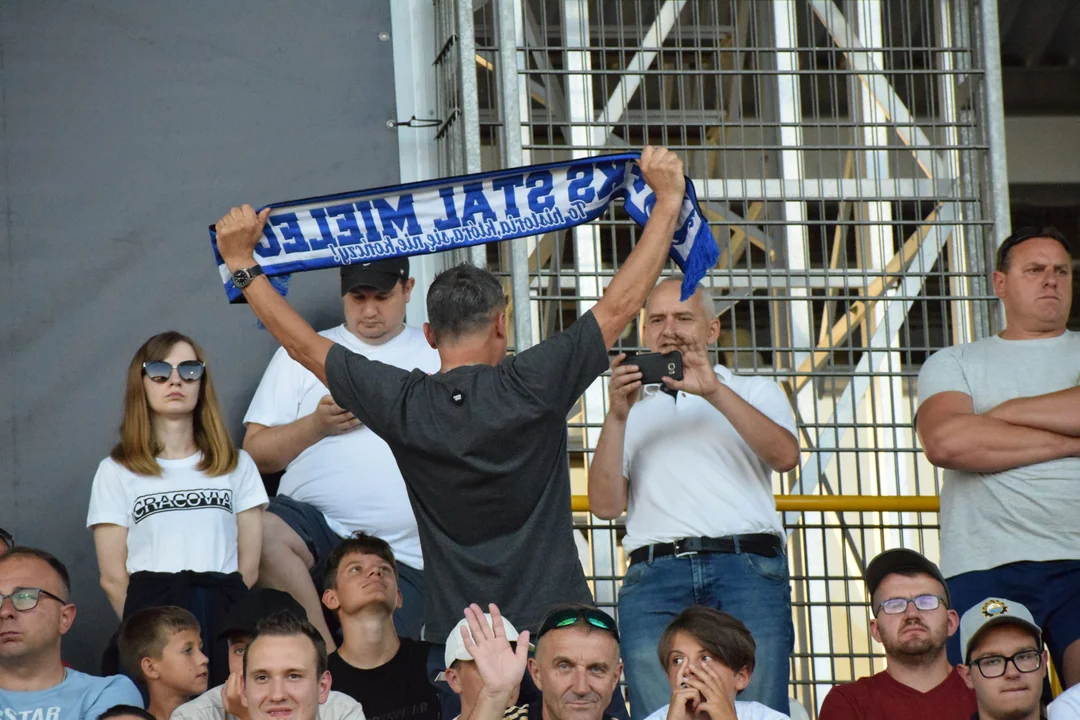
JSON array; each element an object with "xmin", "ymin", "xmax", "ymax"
[
  {"xmin": 959, "ymin": 598, "xmax": 1042, "ymax": 662},
  {"xmin": 434, "ymin": 613, "xmax": 522, "ymax": 681},
  {"xmin": 340, "ymin": 257, "xmax": 409, "ymax": 295}
]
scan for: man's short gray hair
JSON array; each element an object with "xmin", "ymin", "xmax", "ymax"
[{"xmin": 656, "ymin": 275, "xmax": 717, "ymax": 318}]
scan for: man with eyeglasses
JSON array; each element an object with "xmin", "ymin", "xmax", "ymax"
[
  {"xmin": 916, "ymin": 227, "xmax": 1080, "ymax": 682},
  {"xmin": 0, "ymin": 547, "xmax": 143, "ymax": 718},
  {"xmin": 819, "ymin": 548, "xmax": 975, "ymax": 720},
  {"xmin": 957, "ymin": 598, "xmax": 1047, "ymax": 720}
]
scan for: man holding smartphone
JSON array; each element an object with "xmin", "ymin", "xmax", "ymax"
[{"xmin": 588, "ymin": 277, "xmax": 800, "ymax": 720}]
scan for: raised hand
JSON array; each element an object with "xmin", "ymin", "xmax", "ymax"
[
  {"xmin": 215, "ymin": 204, "xmax": 271, "ymax": 269},
  {"xmin": 661, "ymin": 331, "xmax": 721, "ymax": 399},
  {"xmin": 313, "ymin": 394, "xmax": 362, "ymax": 437},
  {"xmin": 639, "ymin": 146, "xmax": 686, "ymax": 206},
  {"xmin": 460, "ymin": 603, "xmax": 530, "ymax": 698},
  {"xmin": 607, "ymin": 353, "xmax": 642, "ymax": 421},
  {"xmin": 222, "ymin": 671, "xmax": 251, "ymax": 720}
]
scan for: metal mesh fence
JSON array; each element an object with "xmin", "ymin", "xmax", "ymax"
[{"xmin": 436, "ymin": 0, "xmax": 1001, "ymax": 714}]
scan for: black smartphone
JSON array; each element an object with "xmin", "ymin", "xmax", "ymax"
[{"xmin": 631, "ymin": 351, "xmax": 683, "ymax": 385}]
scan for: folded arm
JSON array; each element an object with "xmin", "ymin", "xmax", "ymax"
[
  {"xmin": 214, "ymin": 205, "xmax": 334, "ymax": 386},
  {"xmin": 917, "ymin": 391, "xmax": 1080, "ymax": 473},
  {"xmin": 986, "ymin": 386, "xmax": 1080, "ymax": 437}
]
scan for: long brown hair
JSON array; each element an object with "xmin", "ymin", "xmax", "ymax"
[{"xmin": 110, "ymin": 331, "xmax": 239, "ymax": 477}]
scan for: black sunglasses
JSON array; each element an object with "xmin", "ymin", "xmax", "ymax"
[
  {"xmin": 142, "ymin": 360, "xmax": 205, "ymax": 383},
  {"xmin": 0, "ymin": 527, "xmax": 12, "ymax": 550},
  {"xmin": 537, "ymin": 607, "xmax": 620, "ymax": 643},
  {"xmin": 997, "ymin": 226, "xmax": 1070, "ymax": 270}
]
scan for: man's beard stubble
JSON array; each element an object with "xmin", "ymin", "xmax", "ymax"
[{"xmin": 882, "ymin": 617, "xmax": 946, "ymax": 667}]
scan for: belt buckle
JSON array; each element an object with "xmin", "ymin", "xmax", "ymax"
[{"xmin": 673, "ymin": 538, "xmax": 698, "ymax": 558}]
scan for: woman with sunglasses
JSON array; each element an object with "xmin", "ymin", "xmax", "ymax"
[{"xmin": 87, "ymin": 331, "xmax": 268, "ymax": 686}]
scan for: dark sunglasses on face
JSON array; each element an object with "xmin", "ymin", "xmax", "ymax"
[
  {"xmin": 876, "ymin": 594, "xmax": 947, "ymax": 616},
  {"xmin": 970, "ymin": 649, "xmax": 1043, "ymax": 679},
  {"xmin": 537, "ymin": 607, "xmax": 620, "ymax": 642},
  {"xmin": 0, "ymin": 587, "xmax": 67, "ymax": 612},
  {"xmin": 142, "ymin": 360, "xmax": 205, "ymax": 383}
]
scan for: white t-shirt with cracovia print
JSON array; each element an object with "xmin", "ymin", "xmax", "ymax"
[{"xmin": 86, "ymin": 450, "xmax": 268, "ymax": 574}]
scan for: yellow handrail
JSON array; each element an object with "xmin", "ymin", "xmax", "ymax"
[{"xmin": 571, "ymin": 494, "xmax": 940, "ymax": 513}]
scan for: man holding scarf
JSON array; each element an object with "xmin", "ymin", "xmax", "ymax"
[{"xmin": 214, "ymin": 146, "xmax": 688, "ymax": 643}]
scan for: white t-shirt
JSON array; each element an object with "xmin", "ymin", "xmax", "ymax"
[
  {"xmin": 170, "ymin": 683, "xmax": 366, "ymax": 720},
  {"xmin": 622, "ymin": 365, "xmax": 797, "ymax": 554},
  {"xmin": 244, "ymin": 324, "xmax": 439, "ymax": 570},
  {"xmin": 86, "ymin": 451, "xmax": 268, "ymax": 574},
  {"xmin": 917, "ymin": 331, "xmax": 1080, "ymax": 577},
  {"xmin": 1049, "ymin": 683, "xmax": 1080, "ymax": 720},
  {"xmin": 643, "ymin": 700, "xmax": 789, "ymax": 720}
]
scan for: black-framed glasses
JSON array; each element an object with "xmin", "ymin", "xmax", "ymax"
[
  {"xmin": 997, "ymin": 226, "xmax": 1070, "ymax": 270},
  {"xmin": 0, "ymin": 527, "xmax": 12, "ymax": 550},
  {"xmin": 876, "ymin": 594, "xmax": 947, "ymax": 616},
  {"xmin": 537, "ymin": 607, "xmax": 619, "ymax": 643},
  {"xmin": 0, "ymin": 587, "xmax": 67, "ymax": 612},
  {"xmin": 143, "ymin": 360, "xmax": 205, "ymax": 383},
  {"xmin": 970, "ymin": 649, "xmax": 1043, "ymax": 679}
]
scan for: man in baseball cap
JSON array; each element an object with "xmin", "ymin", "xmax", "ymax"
[
  {"xmin": 439, "ymin": 612, "xmax": 524, "ymax": 720},
  {"xmin": 171, "ymin": 589, "xmax": 364, "ymax": 720},
  {"xmin": 957, "ymin": 599, "xmax": 1046, "ymax": 720},
  {"xmin": 819, "ymin": 548, "xmax": 974, "ymax": 720}
]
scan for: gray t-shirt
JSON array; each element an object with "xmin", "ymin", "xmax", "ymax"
[
  {"xmin": 917, "ymin": 331, "xmax": 1080, "ymax": 577},
  {"xmin": 325, "ymin": 311, "xmax": 608, "ymax": 641}
]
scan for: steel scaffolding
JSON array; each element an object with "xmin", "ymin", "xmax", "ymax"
[{"xmin": 432, "ymin": 0, "xmax": 1006, "ymax": 713}]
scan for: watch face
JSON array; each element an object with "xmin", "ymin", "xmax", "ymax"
[{"xmin": 232, "ymin": 269, "xmax": 250, "ymax": 288}]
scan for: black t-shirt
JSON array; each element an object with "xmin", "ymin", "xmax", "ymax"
[
  {"xmin": 328, "ymin": 639, "xmax": 441, "ymax": 720},
  {"xmin": 325, "ymin": 311, "xmax": 609, "ymax": 641}
]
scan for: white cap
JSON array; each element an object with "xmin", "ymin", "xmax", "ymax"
[
  {"xmin": 959, "ymin": 598, "xmax": 1042, "ymax": 663},
  {"xmin": 436, "ymin": 613, "xmax": 521, "ymax": 679}
]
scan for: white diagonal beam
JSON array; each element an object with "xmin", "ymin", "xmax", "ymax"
[{"xmin": 809, "ymin": 0, "xmax": 948, "ymax": 179}]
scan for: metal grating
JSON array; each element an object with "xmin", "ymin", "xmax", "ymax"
[{"xmin": 436, "ymin": 0, "xmax": 1006, "ymax": 714}]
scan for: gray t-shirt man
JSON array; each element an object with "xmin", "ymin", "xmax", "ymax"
[
  {"xmin": 324, "ymin": 311, "xmax": 608, "ymax": 642},
  {"xmin": 917, "ymin": 330, "xmax": 1080, "ymax": 577}
]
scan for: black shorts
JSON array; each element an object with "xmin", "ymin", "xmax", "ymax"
[{"xmin": 266, "ymin": 495, "xmax": 346, "ymax": 588}]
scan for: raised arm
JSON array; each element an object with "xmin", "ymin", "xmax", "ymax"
[
  {"xmin": 215, "ymin": 205, "xmax": 335, "ymax": 386},
  {"xmin": 591, "ymin": 147, "xmax": 687, "ymax": 347},
  {"xmin": 986, "ymin": 386, "xmax": 1080, "ymax": 437},
  {"xmin": 459, "ymin": 603, "xmax": 530, "ymax": 720},
  {"xmin": 588, "ymin": 354, "xmax": 640, "ymax": 519},
  {"xmin": 916, "ymin": 391, "xmax": 1080, "ymax": 473}
]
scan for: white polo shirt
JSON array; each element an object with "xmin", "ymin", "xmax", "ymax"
[
  {"xmin": 245, "ymin": 324, "xmax": 440, "ymax": 569},
  {"xmin": 621, "ymin": 364, "xmax": 796, "ymax": 554}
]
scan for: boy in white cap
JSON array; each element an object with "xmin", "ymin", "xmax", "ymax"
[
  {"xmin": 440, "ymin": 612, "xmax": 524, "ymax": 720},
  {"xmin": 956, "ymin": 598, "xmax": 1047, "ymax": 720}
]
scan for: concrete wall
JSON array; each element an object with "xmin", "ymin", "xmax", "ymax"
[{"xmin": 0, "ymin": 1, "xmax": 399, "ymax": 670}]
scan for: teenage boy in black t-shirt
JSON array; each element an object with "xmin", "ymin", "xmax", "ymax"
[{"xmin": 321, "ymin": 535, "xmax": 441, "ymax": 720}]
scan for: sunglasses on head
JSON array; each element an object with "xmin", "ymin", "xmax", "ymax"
[
  {"xmin": 142, "ymin": 360, "xmax": 205, "ymax": 383},
  {"xmin": 0, "ymin": 527, "xmax": 12, "ymax": 550},
  {"xmin": 537, "ymin": 607, "xmax": 620, "ymax": 642}
]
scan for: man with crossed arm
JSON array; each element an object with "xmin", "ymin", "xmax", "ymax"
[
  {"xmin": 916, "ymin": 227, "xmax": 1080, "ymax": 682},
  {"xmin": 213, "ymin": 146, "xmax": 687, "ymax": 643}
]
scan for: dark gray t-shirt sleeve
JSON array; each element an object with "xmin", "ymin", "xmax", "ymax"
[
  {"xmin": 505, "ymin": 310, "xmax": 609, "ymax": 414},
  {"xmin": 324, "ymin": 343, "xmax": 412, "ymax": 436}
]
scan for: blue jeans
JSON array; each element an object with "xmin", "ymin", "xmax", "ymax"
[{"xmin": 617, "ymin": 550, "xmax": 794, "ymax": 719}]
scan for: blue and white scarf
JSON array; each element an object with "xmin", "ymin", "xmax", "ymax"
[{"xmin": 209, "ymin": 152, "xmax": 718, "ymax": 303}]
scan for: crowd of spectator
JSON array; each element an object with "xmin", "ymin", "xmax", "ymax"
[{"xmin": 0, "ymin": 147, "xmax": 1077, "ymax": 720}]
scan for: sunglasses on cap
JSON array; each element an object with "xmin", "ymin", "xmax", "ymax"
[
  {"xmin": 142, "ymin": 360, "xmax": 206, "ymax": 383},
  {"xmin": 537, "ymin": 607, "xmax": 619, "ymax": 642},
  {"xmin": 996, "ymin": 226, "xmax": 1070, "ymax": 270}
]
